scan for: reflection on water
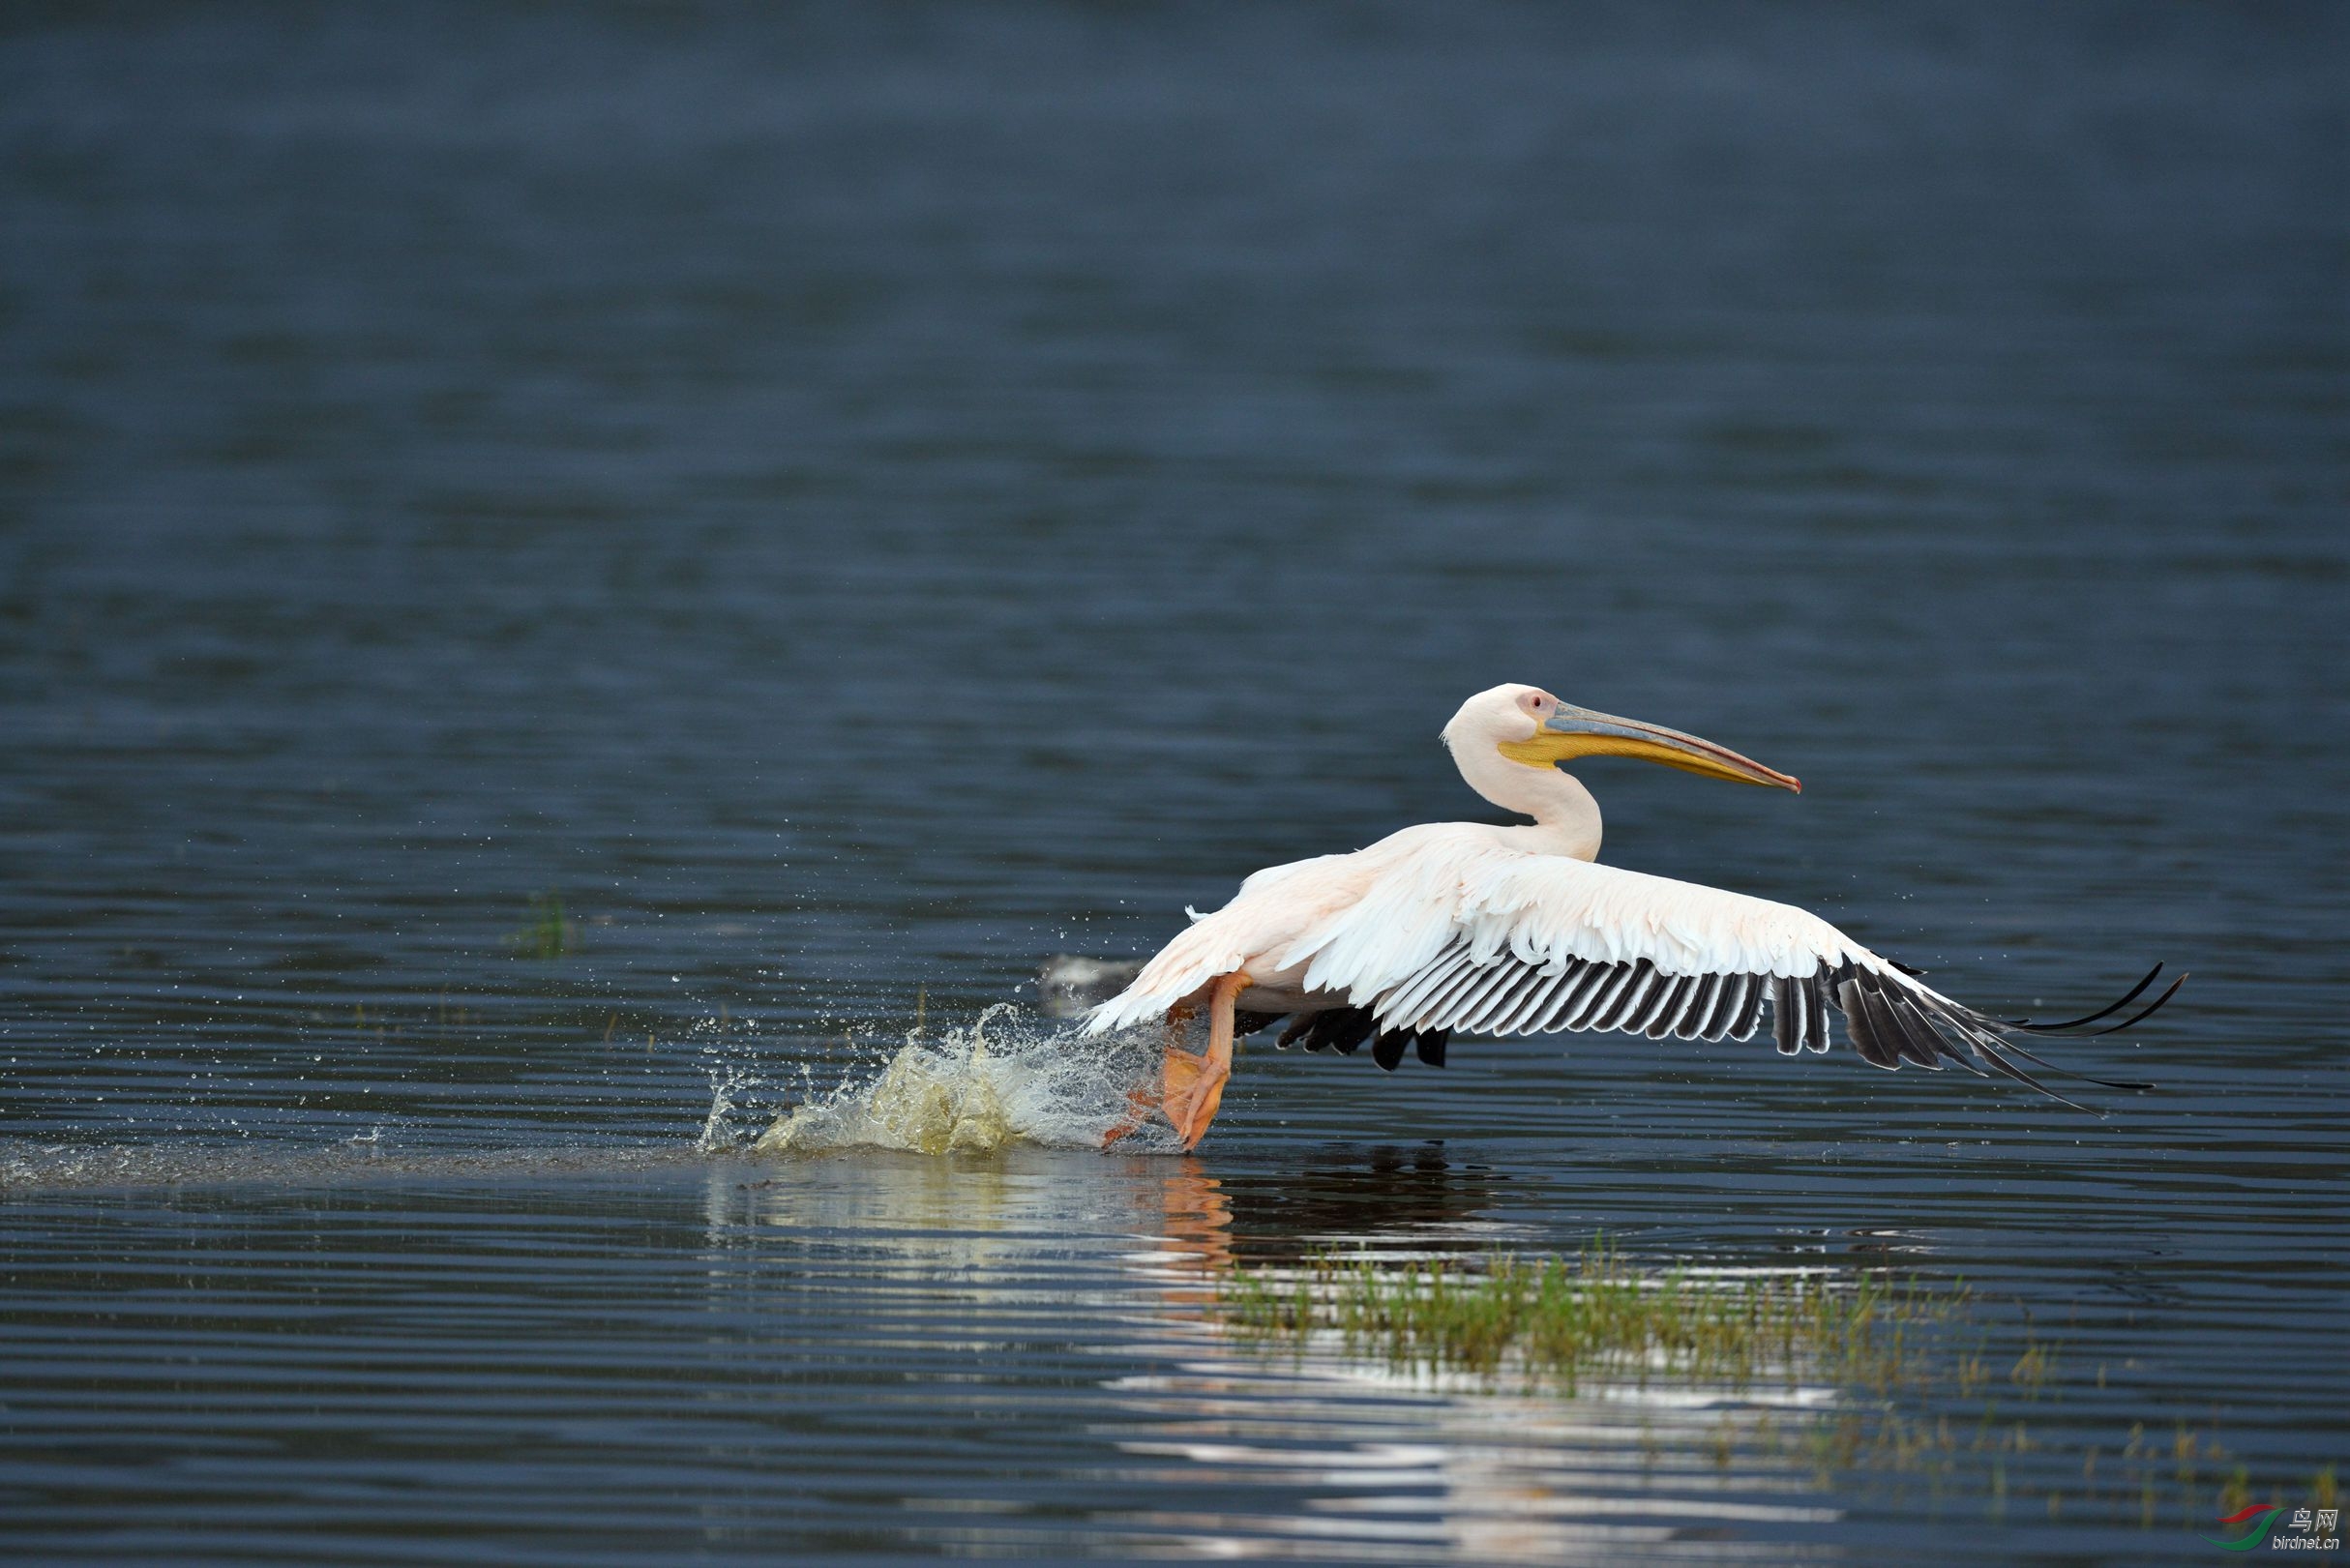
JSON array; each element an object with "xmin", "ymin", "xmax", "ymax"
[
  {"xmin": 710, "ymin": 1145, "xmax": 2267, "ymax": 1561},
  {"xmin": 0, "ymin": 1122, "xmax": 2319, "ymax": 1563},
  {"xmin": 1122, "ymin": 1166, "xmax": 1854, "ymax": 1561},
  {"xmin": 729, "ymin": 1146, "xmax": 1861, "ymax": 1561}
]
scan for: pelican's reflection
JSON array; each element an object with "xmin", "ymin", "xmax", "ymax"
[
  {"xmin": 1144, "ymin": 1143, "xmax": 1508, "ymax": 1297},
  {"xmin": 719, "ymin": 1140, "xmax": 1503, "ymax": 1278},
  {"xmin": 719, "ymin": 1147, "xmax": 1853, "ymax": 1562},
  {"xmin": 1119, "ymin": 1153, "xmax": 1852, "ymax": 1563}
]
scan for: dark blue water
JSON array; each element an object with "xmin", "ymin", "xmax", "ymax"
[{"xmin": 2, "ymin": 4, "xmax": 2343, "ymax": 1562}]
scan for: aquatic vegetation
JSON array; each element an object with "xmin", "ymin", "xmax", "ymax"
[
  {"xmin": 1218, "ymin": 1239, "xmax": 1960, "ymax": 1397},
  {"xmin": 506, "ymin": 892, "xmax": 577, "ymax": 959},
  {"xmin": 1215, "ymin": 1245, "xmax": 2325, "ymax": 1530}
]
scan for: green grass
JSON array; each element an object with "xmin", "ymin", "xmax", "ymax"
[
  {"xmin": 1216, "ymin": 1242, "xmax": 2338, "ymax": 1529},
  {"xmin": 1218, "ymin": 1237, "xmax": 1959, "ymax": 1396},
  {"xmin": 507, "ymin": 892, "xmax": 578, "ymax": 960}
]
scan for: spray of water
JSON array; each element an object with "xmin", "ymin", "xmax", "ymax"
[
  {"xmin": 751, "ymin": 1003, "xmax": 1181, "ymax": 1156},
  {"xmin": 699, "ymin": 1064, "xmax": 755, "ymax": 1154}
]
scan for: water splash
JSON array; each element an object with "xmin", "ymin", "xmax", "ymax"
[
  {"xmin": 699, "ymin": 1064, "xmax": 757, "ymax": 1154},
  {"xmin": 752, "ymin": 1003, "xmax": 1179, "ymax": 1156}
]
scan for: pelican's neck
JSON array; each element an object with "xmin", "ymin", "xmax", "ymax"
[{"xmin": 1450, "ymin": 740, "xmax": 1602, "ymax": 860}]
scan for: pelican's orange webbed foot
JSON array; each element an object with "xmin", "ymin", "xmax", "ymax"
[
  {"xmin": 1099, "ymin": 977, "xmax": 1245, "ymax": 1152},
  {"xmin": 1100, "ymin": 996, "xmax": 1200, "ymax": 1150},
  {"xmin": 1161, "ymin": 1046, "xmax": 1229, "ymax": 1150},
  {"xmin": 1166, "ymin": 972, "xmax": 1248, "ymax": 1151}
]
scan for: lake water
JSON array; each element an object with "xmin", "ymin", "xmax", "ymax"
[{"xmin": 1, "ymin": 4, "xmax": 2343, "ymax": 1562}]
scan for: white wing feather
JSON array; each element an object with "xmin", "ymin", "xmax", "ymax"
[
  {"xmin": 1282, "ymin": 834, "xmax": 1882, "ymax": 1005},
  {"xmin": 1086, "ymin": 824, "xmax": 1890, "ymax": 1034}
]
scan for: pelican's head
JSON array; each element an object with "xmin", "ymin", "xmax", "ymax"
[{"xmin": 1443, "ymin": 684, "xmax": 1800, "ymax": 793}]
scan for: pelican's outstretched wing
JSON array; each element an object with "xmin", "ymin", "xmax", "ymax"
[{"xmin": 1281, "ymin": 850, "xmax": 2168, "ymax": 1110}]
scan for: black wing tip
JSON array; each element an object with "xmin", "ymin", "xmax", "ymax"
[
  {"xmin": 1993, "ymin": 1034, "xmax": 2158, "ymax": 1093},
  {"xmin": 1927, "ymin": 960, "xmax": 2183, "ymax": 1106},
  {"xmin": 2002, "ymin": 962, "xmax": 2183, "ymax": 1035},
  {"xmin": 2088, "ymin": 972, "xmax": 2186, "ymax": 1036},
  {"xmin": 1841, "ymin": 967, "xmax": 2157, "ymax": 1113}
]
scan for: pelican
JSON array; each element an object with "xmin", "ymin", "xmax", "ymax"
[{"xmin": 1091, "ymin": 683, "xmax": 2176, "ymax": 1149}]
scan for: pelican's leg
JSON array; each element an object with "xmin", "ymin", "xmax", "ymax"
[
  {"xmin": 1164, "ymin": 972, "xmax": 1248, "ymax": 1150},
  {"xmin": 1100, "ymin": 997, "xmax": 1200, "ymax": 1150}
]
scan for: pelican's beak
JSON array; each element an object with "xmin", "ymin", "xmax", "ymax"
[{"xmin": 1502, "ymin": 704, "xmax": 1801, "ymax": 792}]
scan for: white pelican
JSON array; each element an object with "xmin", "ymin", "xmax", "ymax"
[{"xmin": 1091, "ymin": 683, "xmax": 2175, "ymax": 1149}]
